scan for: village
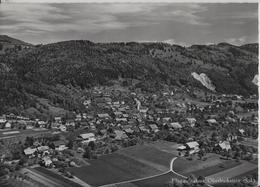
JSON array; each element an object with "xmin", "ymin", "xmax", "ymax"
[{"xmin": 0, "ymin": 85, "xmax": 258, "ymax": 186}]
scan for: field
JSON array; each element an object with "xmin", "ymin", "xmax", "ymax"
[
  {"xmin": 118, "ymin": 144, "xmax": 177, "ymax": 171},
  {"xmin": 205, "ymin": 161, "xmax": 257, "ymax": 180},
  {"xmin": 232, "ymin": 168, "xmax": 258, "ymax": 179},
  {"xmin": 146, "ymin": 140, "xmax": 181, "ymax": 155},
  {"xmin": 69, "ymin": 142, "xmax": 178, "ymax": 186},
  {"xmin": 189, "ymin": 159, "xmax": 240, "ymax": 177},
  {"xmin": 68, "ymin": 152, "xmax": 162, "ymax": 186},
  {"xmin": 211, "ymin": 167, "xmax": 258, "ymax": 187},
  {"xmin": 172, "ymin": 153, "xmax": 232, "ymax": 175},
  {"xmin": 32, "ymin": 167, "xmax": 82, "ymax": 187},
  {"xmin": 68, "ymin": 141, "xmax": 256, "ymax": 187}
]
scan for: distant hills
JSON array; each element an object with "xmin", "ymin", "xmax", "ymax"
[
  {"xmin": 0, "ymin": 35, "xmax": 32, "ymax": 46},
  {"xmin": 0, "ymin": 35, "xmax": 258, "ymax": 118}
]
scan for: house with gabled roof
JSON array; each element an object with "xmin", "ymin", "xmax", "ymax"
[
  {"xmin": 149, "ymin": 124, "xmax": 159, "ymax": 133},
  {"xmin": 218, "ymin": 141, "xmax": 231, "ymax": 151},
  {"xmin": 166, "ymin": 122, "xmax": 182, "ymax": 129},
  {"xmin": 206, "ymin": 119, "xmax": 217, "ymax": 125},
  {"xmin": 185, "ymin": 141, "xmax": 200, "ymax": 155},
  {"xmin": 24, "ymin": 148, "xmax": 37, "ymax": 156},
  {"xmin": 186, "ymin": 118, "xmax": 196, "ymax": 127},
  {"xmin": 80, "ymin": 133, "xmax": 96, "ymax": 142}
]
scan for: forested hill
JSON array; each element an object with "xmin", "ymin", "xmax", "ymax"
[{"xmin": 0, "ymin": 36, "xmax": 258, "ymax": 118}]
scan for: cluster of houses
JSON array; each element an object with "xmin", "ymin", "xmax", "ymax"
[
  {"xmin": 0, "ymin": 114, "xmax": 48, "ymax": 130},
  {"xmin": 0, "ymin": 86, "xmax": 257, "ymax": 171}
]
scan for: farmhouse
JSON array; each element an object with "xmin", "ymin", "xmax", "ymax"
[
  {"xmin": 37, "ymin": 146, "xmax": 49, "ymax": 152},
  {"xmin": 218, "ymin": 141, "xmax": 231, "ymax": 151},
  {"xmin": 206, "ymin": 119, "xmax": 217, "ymax": 125},
  {"xmin": 54, "ymin": 140, "xmax": 68, "ymax": 151},
  {"xmin": 24, "ymin": 148, "xmax": 37, "ymax": 156},
  {"xmin": 5, "ymin": 122, "xmax": 11, "ymax": 128},
  {"xmin": 186, "ymin": 118, "xmax": 196, "ymax": 127},
  {"xmin": 80, "ymin": 133, "xmax": 96, "ymax": 143},
  {"xmin": 177, "ymin": 145, "xmax": 187, "ymax": 156},
  {"xmin": 185, "ymin": 141, "xmax": 200, "ymax": 155},
  {"xmin": 42, "ymin": 156, "xmax": 53, "ymax": 167},
  {"xmin": 167, "ymin": 122, "xmax": 182, "ymax": 129}
]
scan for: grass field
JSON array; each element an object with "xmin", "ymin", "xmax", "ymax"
[
  {"xmin": 68, "ymin": 153, "xmax": 161, "ymax": 186},
  {"xmin": 232, "ymin": 168, "xmax": 258, "ymax": 179},
  {"xmin": 69, "ymin": 142, "xmax": 177, "ymax": 186},
  {"xmin": 118, "ymin": 144, "xmax": 176, "ymax": 170},
  {"xmin": 68, "ymin": 142, "xmax": 255, "ymax": 187},
  {"xmin": 205, "ymin": 161, "xmax": 257, "ymax": 180},
  {"xmin": 172, "ymin": 153, "xmax": 228, "ymax": 175},
  {"xmin": 189, "ymin": 159, "xmax": 240, "ymax": 177},
  {"xmin": 147, "ymin": 140, "xmax": 181, "ymax": 155}
]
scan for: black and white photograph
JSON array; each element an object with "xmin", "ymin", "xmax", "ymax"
[{"xmin": 0, "ymin": 0, "xmax": 258, "ymax": 187}]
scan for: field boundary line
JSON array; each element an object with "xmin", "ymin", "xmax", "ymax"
[{"xmin": 100, "ymin": 157, "xmax": 186, "ymax": 187}]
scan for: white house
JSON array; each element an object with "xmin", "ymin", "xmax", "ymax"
[
  {"xmin": 80, "ymin": 133, "xmax": 96, "ymax": 144},
  {"xmin": 5, "ymin": 122, "xmax": 11, "ymax": 128},
  {"xmin": 218, "ymin": 141, "xmax": 231, "ymax": 151},
  {"xmin": 24, "ymin": 148, "xmax": 37, "ymax": 156},
  {"xmin": 42, "ymin": 156, "xmax": 52, "ymax": 167},
  {"xmin": 185, "ymin": 141, "xmax": 200, "ymax": 155},
  {"xmin": 37, "ymin": 146, "xmax": 49, "ymax": 152},
  {"xmin": 207, "ymin": 119, "xmax": 217, "ymax": 125},
  {"xmin": 186, "ymin": 118, "xmax": 196, "ymax": 127},
  {"xmin": 168, "ymin": 122, "xmax": 182, "ymax": 129}
]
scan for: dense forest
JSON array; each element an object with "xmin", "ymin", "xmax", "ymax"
[{"xmin": 0, "ymin": 35, "xmax": 258, "ymax": 118}]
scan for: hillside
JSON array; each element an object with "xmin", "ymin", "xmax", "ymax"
[
  {"xmin": 0, "ymin": 35, "xmax": 32, "ymax": 46},
  {"xmin": 0, "ymin": 36, "xmax": 258, "ymax": 118},
  {"xmin": 0, "ymin": 35, "xmax": 33, "ymax": 54}
]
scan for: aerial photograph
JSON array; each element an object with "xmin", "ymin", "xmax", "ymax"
[{"xmin": 0, "ymin": 1, "xmax": 258, "ymax": 187}]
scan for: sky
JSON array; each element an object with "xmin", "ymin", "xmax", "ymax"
[{"xmin": 0, "ymin": 3, "xmax": 258, "ymax": 46}]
